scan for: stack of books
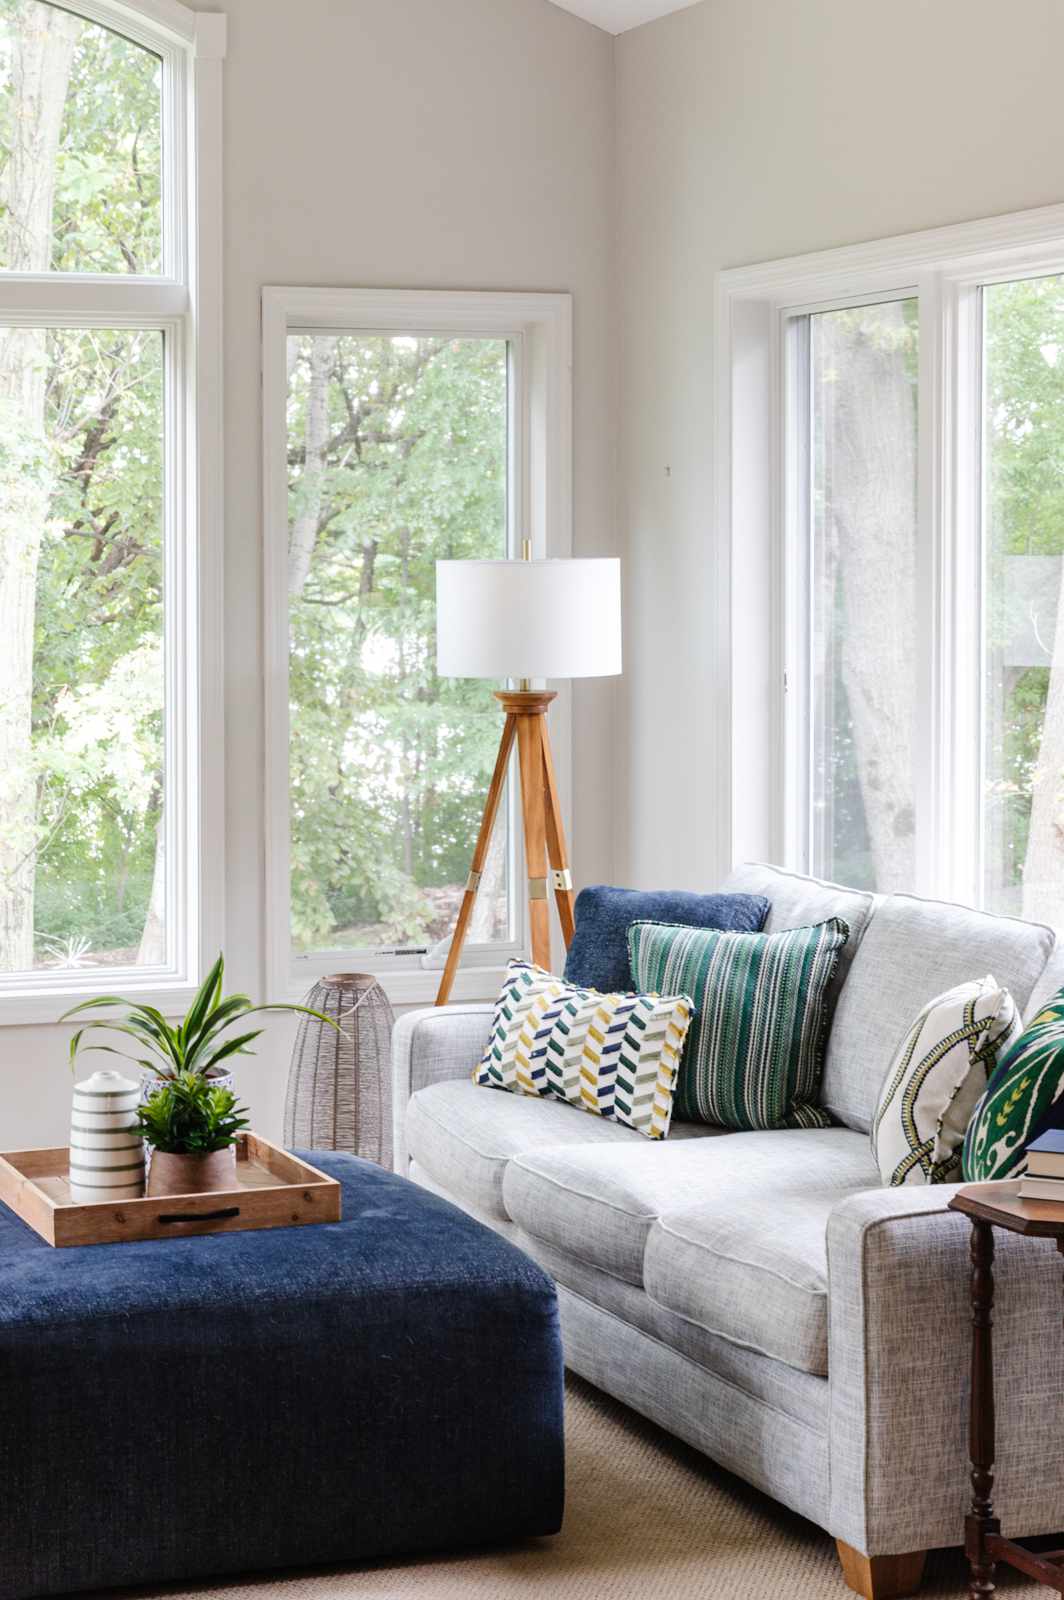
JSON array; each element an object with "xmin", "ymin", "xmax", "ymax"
[{"xmin": 1020, "ymin": 1129, "xmax": 1064, "ymax": 1202}]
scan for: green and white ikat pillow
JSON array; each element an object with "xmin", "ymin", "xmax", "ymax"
[{"xmin": 963, "ymin": 987, "xmax": 1064, "ymax": 1181}]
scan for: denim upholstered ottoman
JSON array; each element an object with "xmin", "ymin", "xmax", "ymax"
[{"xmin": 0, "ymin": 1152, "xmax": 564, "ymax": 1600}]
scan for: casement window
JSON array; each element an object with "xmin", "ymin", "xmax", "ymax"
[
  {"xmin": 719, "ymin": 207, "xmax": 1064, "ymax": 921},
  {"xmin": 0, "ymin": 0, "xmax": 224, "ymax": 1021},
  {"xmin": 262, "ymin": 287, "xmax": 572, "ymax": 1003}
]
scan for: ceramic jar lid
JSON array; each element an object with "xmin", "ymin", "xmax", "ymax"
[{"xmin": 73, "ymin": 1070, "xmax": 140, "ymax": 1100}]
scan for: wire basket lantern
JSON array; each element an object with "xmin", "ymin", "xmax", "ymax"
[{"xmin": 284, "ymin": 974, "xmax": 395, "ymax": 1167}]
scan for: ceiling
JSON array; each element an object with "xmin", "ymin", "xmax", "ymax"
[{"xmin": 546, "ymin": 0, "xmax": 701, "ymax": 34}]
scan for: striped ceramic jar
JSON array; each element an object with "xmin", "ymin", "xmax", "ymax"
[{"xmin": 69, "ymin": 1071, "xmax": 145, "ymax": 1203}]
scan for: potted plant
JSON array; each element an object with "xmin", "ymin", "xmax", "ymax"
[
  {"xmin": 61, "ymin": 954, "xmax": 340, "ymax": 1196},
  {"xmin": 133, "ymin": 1071, "xmax": 251, "ymax": 1196}
]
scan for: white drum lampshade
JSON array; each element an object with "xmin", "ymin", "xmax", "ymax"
[{"xmin": 436, "ymin": 557, "xmax": 622, "ymax": 681}]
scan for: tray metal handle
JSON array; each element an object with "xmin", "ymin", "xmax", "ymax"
[{"xmin": 157, "ymin": 1206, "xmax": 241, "ymax": 1225}]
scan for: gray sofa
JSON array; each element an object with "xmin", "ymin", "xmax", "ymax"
[{"xmin": 391, "ymin": 864, "xmax": 1064, "ymax": 1599}]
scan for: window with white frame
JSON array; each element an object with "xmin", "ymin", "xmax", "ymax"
[
  {"xmin": 720, "ymin": 207, "xmax": 1064, "ymax": 922},
  {"xmin": 0, "ymin": 0, "xmax": 223, "ymax": 1014},
  {"xmin": 263, "ymin": 288, "xmax": 572, "ymax": 1001}
]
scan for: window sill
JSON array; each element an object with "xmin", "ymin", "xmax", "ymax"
[
  {"xmin": 0, "ymin": 963, "xmax": 513, "ymax": 1030},
  {"xmin": 0, "ymin": 978, "xmax": 202, "ymax": 1031},
  {"xmin": 280, "ymin": 963, "xmax": 512, "ymax": 1010}
]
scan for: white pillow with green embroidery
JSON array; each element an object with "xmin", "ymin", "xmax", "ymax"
[{"xmin": 871, "ymin": 975, "xmax": 1021, "ymax": 1186}]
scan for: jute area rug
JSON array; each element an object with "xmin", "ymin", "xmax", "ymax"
[{"xmin": 113, "ymin": 1376, "xmax": 1037, "ymax": 1599}]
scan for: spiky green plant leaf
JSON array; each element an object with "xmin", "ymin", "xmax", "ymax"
[{"xmin": 63, "ymin": 955, "xmax": 345, "ymax": 1094}]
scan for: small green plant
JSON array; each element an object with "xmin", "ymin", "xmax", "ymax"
[
  {"xmin": 133, "ymin": 1071, "xmax": 251, "ymax": 1155},
  {"xmin": 60, "ymin": 952, "xmax": 340, "ymax": 1079}
]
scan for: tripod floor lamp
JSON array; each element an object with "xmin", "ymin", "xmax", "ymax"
[{"xmin": 434, "ymin": 548, "xmax": 622, "ymax": 1006}]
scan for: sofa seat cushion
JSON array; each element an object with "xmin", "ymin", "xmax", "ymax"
[
  {"xmin": 503, "ymin": 1125, "xmax": 874, "ymax": 1295},
  {"xmin": 406, "ymin": 1078, "xmax": 716, "ymax": 1223},
  {"xmin": 642, "ymin": 1129, "xmax": 880, "ymax": 1376},
  {"xmin": 825, "ymin": 892, "xmax": 1056, "ymax": 1133}
]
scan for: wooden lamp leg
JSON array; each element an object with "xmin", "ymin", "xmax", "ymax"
[
  {"xmin": 516, "ymin": 711, "xmax": 551, "ymax": 970},
  {"xmin": 539, "ymin": 714, "xmax": 575, "ymax": 949},
  {"xmin": 836, "ymin": 1541, "xmax": 927, "ymax": 1600},
  {"xmin": 436, "ymin": 689, "xmax": 573, "ymax": 1004},
  {"xmin": 435, "ymin": 714, "xmax": 516, "ymax": 1006}
]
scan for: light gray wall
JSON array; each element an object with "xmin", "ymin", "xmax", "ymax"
[
  {"xmin": 613, "ymin": 0, "xmax": 1064, "ymax": 893},
  {"xmin": 1, "ymin": 0, "xmax": 616, "ymax": 1149}
]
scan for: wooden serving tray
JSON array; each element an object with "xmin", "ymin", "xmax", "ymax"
[{"xmin": 0, "ymin": 1133, "xmax": 341, "ymax": 1247}]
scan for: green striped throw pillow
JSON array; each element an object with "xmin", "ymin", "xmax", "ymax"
[{"xmin": 627, "ymin": 917, "xmax": 849, "ymax": 1130}]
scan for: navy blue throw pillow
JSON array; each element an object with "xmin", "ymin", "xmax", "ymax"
[{"xmin": 563, "ymin": 885, "xmax": 770, "ymax": 993}]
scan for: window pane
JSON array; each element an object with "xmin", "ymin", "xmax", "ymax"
[
  {"xmin": 808, "ymin": 299, "xmax": 919, "ymax": 891},
  {"xmin": 287, "ymin": 334, "xmax": 510, "ymax": 957},
  {"xmin": 983, "ymin": 276, "xmax": 1064, "ymax": 919},
  {"xmin": 0, "ymin": 325, "xmax": 165, "ymax": 973},
  {"xmin": 0, "ymin": 1, "xmax": 162, "ymax": 275}
]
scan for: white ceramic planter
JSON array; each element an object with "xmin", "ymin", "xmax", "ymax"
[{"xmin": 69, "ymin": 1070, "xmax": 145, "ymax": 1203}]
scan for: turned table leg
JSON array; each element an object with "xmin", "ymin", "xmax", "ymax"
[{"xmin": 965, "ymin": 1219, "xmax": 999, "ymax": 1600}]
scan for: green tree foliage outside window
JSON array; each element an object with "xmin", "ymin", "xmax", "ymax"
[
  {"xmin": 0, "ymin": 1, "xmax": 165, "ymax": 975},
  {"xmin": 287, "ymin": 334, "xmax": 511, "ymax": 955}
]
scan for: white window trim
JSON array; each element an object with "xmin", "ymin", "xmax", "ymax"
[
  {"xmin": 261, "ymin": 286, "xmax": 573, "ymax": 1006},
  {"xmin": 716, "ymin": 200, "xmax": 1064, "ymax": 905},
  {"xmin": 0, "ymin": 0, "xmax": 226, "ymax": 1026}
]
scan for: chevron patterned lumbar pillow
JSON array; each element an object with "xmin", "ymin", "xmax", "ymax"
[
  {"xmin": 871, "ymin": 975, "xmax": 1021, "ymax": 1187},
  {"xmin": 627, "ymin": 917, "xmax": 849, "ymax": 1130},
  {"xmin": 475, "ymin": 960, "xmax": 694, "ymax": 1140},
  {"xmin": 963, "ymin": 987, "xmax": 1064, "ymax": 1181}
]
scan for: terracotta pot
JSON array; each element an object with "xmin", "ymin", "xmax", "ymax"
[
  {"xmin": 139, "ymin": 1068, "xmax": 237, "ymax": 1180},
  {"xmin": 146, "ymin": 1147, "xmax": 237, "ymax": 1198}
]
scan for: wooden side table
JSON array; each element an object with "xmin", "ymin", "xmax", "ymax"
[{"xmin": 950, "ymin": 1182, "xmax": 1064, "ymax": 1598}]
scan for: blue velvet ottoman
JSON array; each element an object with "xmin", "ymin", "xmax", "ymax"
[{"xmin": 0, "ymin": 1153, "xmax": 564, "ymax": 1600}]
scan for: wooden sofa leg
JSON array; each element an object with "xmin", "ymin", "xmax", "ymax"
[{"xmin": 836, "ymin": 1540, "xmax": 927, "ymax": 1599}]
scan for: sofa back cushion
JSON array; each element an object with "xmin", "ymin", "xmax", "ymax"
[
  {"xmin": 1026, "ymin": 939, "xmax": 1064, "ymax": 1021},
  {"xmin": 564, "ymin": 884, "xmax": 769, "ymax": 993},
  {"xmin": 826, "ymin": 893, "xmax": 1056, "ymax": 1132},
  {"xmin": 720, "ymin": 862, "xmax": 877, "ymax": 1017}
]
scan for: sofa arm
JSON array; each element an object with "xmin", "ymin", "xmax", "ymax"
[
  {"xmin": 826, "ymin": 1184, "xmax": 1064, "ymax": 1558},
  {"xmin": 391, "ymin": 1005, "xmax": 492, "ymax": 1173}
]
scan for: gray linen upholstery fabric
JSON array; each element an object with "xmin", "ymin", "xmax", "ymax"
[
  {"xmin": 720, "ymin": 863, "xmax": 875, "ymax": 996},
  {"xmin": 392, "ymin": 1005, "xmax": 494, "ymax": 1171},
  {"xmin": 409, "ymin": 1158, "xmax": 521, "ymax": 1239},
  {"xmin": 406, "ymin": 1078, "xmax": 716, "ymax": 1223},
  {"xmin": 410, "ymin": 1156, "xmax": 830, "ymax": 1438},
  {"xmin": 827, "ymin": 893, "xmax": 1055, "ymax": 1133},
  {"xmin": 557, "ymin": 1284, "xmax": 830, "ymax": 1530},
  {"xmin": 524, "ymin": 1234, "xmax": 829, "ymax": 1435},
  {"xmin": 504, "ymin": 1126, "xmax": 866, "ymax": 1301},
  {"xmin": 827, "ymin": 1184, "xmax": 1064, "ymax": 1555},
  {"xmin": 411, "ymin": 1151, "xmax": 830, "ymax": 1439},
  {"xmin": 643, "ymin": 1131, "xmax": 878, "ymax": 1375},
  {"xmin": 1026, "ymin": 937, "xmax": 1064, "ymax": 1018},
  {"xmin": 503, "ymin": 1128, "xmax": 733, "ymax": 1285}
]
